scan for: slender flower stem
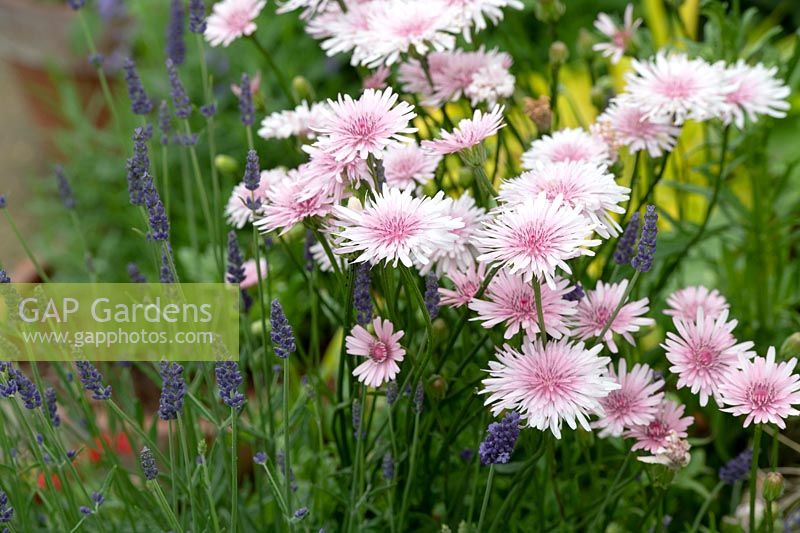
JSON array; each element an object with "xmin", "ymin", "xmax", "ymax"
[
  {"xmin": 590, "ymin": 450, "xmax": 633, "ymax": 529},
  {"xmin": 200, "ymin": 454, "xmax": 222, "ymax": 533},
  {"xmin": 750, "ymin": 424, "xmax": 763, "ymax": 533},
  {"xmin": 346, "ymin": 386, "xmax": 367, "ymax": 532},
  {"xmin": 690, "ymin": 481, "xmax": 724, "ymax": 533},
  {"xmin": 149, "ymin": 480, "xmax": 184, "ymax": 533},
  {"xmin": 251, "ymin": 210, "xmax": 275, "ymax": 444},
  {"xmin": 477, "ymin": 466, "xmax": 495, "ymax": 532},
  {"xmin": 597, "ymin": 271, "xmax": 640, "ymax": 342},
  {"xmin": 532, "ymin": 279, "xmax": 547, "ymax": 347},
  {"xmin": 398, "ymin": 407, "xmax": 421, "ymax": 532},
  {"xmin": 3, "ymin": 210, "xmax": 51, "ymax": 282},
  {"xmin": 178, "ymin": 417, "xmax": 200, "ymax": 533},
  {"xmin": 283, "ymin": 359, "xmax": 292, "ymax": 515},
  {"xmin": 76, "ymin": 11, "xmax": 121, "ymax": 133},
  {"xmin": 231, "ymin": 410, "xmax": 239, "ymax": 533},
  {"xmin": 248, "ymin": 37, "xmax": 297, "ymax": 106}
]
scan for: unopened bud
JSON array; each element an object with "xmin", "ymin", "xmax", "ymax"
[
  {"xmin": 292, "ymin": 76, "xmax": 314, "ymax": 102},
  {"xmin": 763, "ymin": 472, "xmax": 784, "ymax": 502},
  {"xmin": 523, "ymin": 96, "xmax": 552, "ymax": 134},
  {"xmin": 780, "ymin": 332, "xmax": 800, "ymax": 358},
  {"xmin": 549, "ymin": 41, "xmax": 569, "ymax": 66},
  {"xmin": 533, "ymin": 0, "xmax": 565, "ymax": 23},
  {"xmin": 428, "ymin": 374, "xmax": 448, "ymax": 400},
  {"xmin": 576, "ymin": 28, "xmax": 597, "ymax": 60},
  {"xmin": 432, "ymin": 317, "xmax": 447, "ymax": 336},
  {"xmin": 215, "ymin": 154, "xmax": 239, "ymax": 175}
]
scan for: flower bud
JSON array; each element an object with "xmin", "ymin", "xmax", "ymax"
[
  {"xmin": 292, "ymin": 76, "xmax": 314, "ymax": 102},
  {"xmin": 591, "ymin": 76, "xmax": 614, "ymax": 111},
  {"xmin": 428, "ymin": 374, "xmax": 448, "ymax": 400},
  {"xmin": 576, "ymin": 28, "xmax": 597, "ymax": 60},
  {"xmin": 763, "ymin": 472, "xmax": 784, "ymax": 502},
  {"xmin": 533, "ymin": 0, "xmax": 565, "ymax": 23},
  {"xmin": 523, "ymin": 96, "xmax": 552, "ymax": 134},
  {"xmin": 780, "ymin": 332, "xmax": 800, "ymax": 359},
  {"xmin": 215, "ymin": 154, "xmax": 239, "ymax": 175},
  {"xmin": 432, "ymin": 317, "xmax": 447, "ymax": 336},
  {"xmin": 549, "ymin": 41, "xmax": 569, "ymax": 66}
]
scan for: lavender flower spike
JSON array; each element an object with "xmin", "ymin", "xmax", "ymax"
[
  {"xmin": 75, "ymin": 361, "xmax": 112, "ymax": 400},
  {"xmin": 127, "ymin": 127, "xmax": 151, "ymax": 205},
  {"xmin": 67, "ymin": 0, "xmax": 86, "ymax": 11},
  {"xmin": 123, "ymin": 58, "xmax": 153, "ymax": 115},
  {"xmin": 166, "ymin": 0, "xmax": 186, "ymax": 66},
  {"xmin": 159, "ymin": 246, "xmax": 175, "ymax": 284},
  {"xmin": 12, "ymin": 368, "xmax": 41, "ymax": 409},
  {"xmin": 353, "ymin": 263, "xmax": 372, "ymax": 326},
  {"xmin": 479, "ymin": 411, "xmax": 520, "ymax": 465},
  {"xmin": 189, "ymin": 0, "xmax": 207, "ymax": 33},
  {"xmin": 140, "ymin": 447, "xmax": 158, "ymax": 480},
  {"xmin": 141, "ymin": 173, "xmax": 170, "ymax": 242},
  {"xmin": 166, "ymin": 59, "xmax": 192, "ymax": 119},
  {"xmin": 270, "ymin": 299, "xmax": 296, "ymax": 359},
  {"xmin": 613, "ymin": 212, "xmax": 640, "ymax": 266},
  {"xmin": 215, "ymin": 360, "xmax": 245, "ymax": 409},
  {"xmin": 719, "ymin": 449, "xmax": 752, "ymax": 484},
  {"xmin": 243, "ymin": 149, "xmax": 260, "ymax": 192},
  {"xmin": 0, "ymin": 488, "xmax": 13, "ymax": 524},
  {"xmin": 158, "ymin": 100, "xmax": 172, "ymax": 146},
  {"xmin": 562, "ymin": 283, "xmax": 584, "ymax": 302},
  {"xmin": 44, "ymin": 387, "xmax": 61, "ymax": 427},
  {"xmin": 413, "ymin": 382, "xmax": 424, "ymax": 414},
  {"xmin": 226, "ymin": 231, "xmax": 246, "ymax": 284},
  {"xmin": 238, "ymin": 73, "xmax": 255, "ymax": 126},
  {"xmin": 157, "ymin": 361, "xmax": 186, "ymax": 420},
  {"xmin": 424, "ymin": 272, "xmax": 440, "ymax": 319},
  {"xmin": 127, "ymin": 263, "xmax": 147, "ymax": 283},
  {"xmin": 54, "ymin": 166, "xmax": 76, "ymax": 210},
  {"xmin": 632, "ymin": 205, "xmax": 658, "ymax": 273}
]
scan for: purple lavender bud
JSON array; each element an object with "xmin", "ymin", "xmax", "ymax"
[
  {"xmin": 11, "ymin": 369, "xmax": 41, "ymax": 409},
  {"xmin": 0, "ymin": 270, "xmax": 9, "ymax": 283},
  {"xmin": 166, "ymin": 0, "xmax": 186, "ymax": 66},
  {"xmin": 304, "ymin": 230, "xmax": 315, "ymax": 272},
  {"xmin": 166, "ymin": 59, "xmax": 192, "ymax": 119},
  {"xmin": 53, "ymin": 166, "xmax": 75, "ymax": 210},
  {"xmin": 158, "ymin": 100, "xmax": 172, "ymax": 146},
  {"xmin": 66, "ymin": 0, "xmax": 86, "ymax": 11},
  {"xmin": 97, "ymin": 0, "xmax": 126, "ymax": 22},
  {"xmin": 385, "ymin": 381, "xmax": 398, "ymax": 405},
  {"xmin": 79, "ymin": 506, "xmax": 92, "ymax": 515},
  {"xmin": 200, "ymin": 103, "xmax": 217, "ymax": 118},
  {"xmin": 67, "ymin": 450, "xmax": 77, "ymax": 460},
  {"xmin": 127, "ymin": 127, "xmax": 150, "ymax": 206},
  {"xmin": 0, "ymin": 490, "xmax": 13, "ymax": 524},
  {"xmin": 253, "ymin": 452, "xmax": 267, "ymax": 465},
  {"xmin": 127, "ymin": 263, "xmax": 146, "ymax": 283},
  {"xmin": 270, "ymin": 299, "xmax": 296, "ymax": 359},
  {"xmin": 294, "ymin": 508, "xmax": 309, "ymax": 520},
  {"xmin": 140, "ymin": 447, "xmax": 158, "ymax": 480},
  {"xmin": 88, "ymin": 53, "xmax": 104, "ymax": 68},
  {"xmin": 159, "ymin": 247, "xmax": 175, "ymax": 284},
  {"xmin": 352, "ymin": 398, "xmax": 362, "ymax": 439},
  {"xmin": 91, "ymin": 491, "xmax": 105, "ymax": 507},
  {"xmin": 0, "ymin": 195, "xmax": 5, "ymax": 209},
  {"xmin": 479, "ymin": 411, "xmax": 520, "ymax": 465},
  {"xmin": 424, "ymin": 272, "xmax": 440, "ymax": 319},
  {"xmin": 562, "ymin": 283, "xmax": 584, "ymax": 302},
  {"xmin": 215, "ymin": 360, "xmax": 245, "ymax": 410},
  {"xmin": 238, "ymin": 73, "xmax": 255, "ymax": 126},
  {"xmin": 226, "ymin": 231, "xmax": 246, "ymax": 284},
  {"xmin": 243, "ymin": 150, "xmax": 260, "ymax": 192},
  {"xmin": 0, "ymin": 377, "xmax": 17, "ymax": 398},
  {"xmin": 353, "ymin": 263, "xmax": 372, "ymax": 326},
  {"xmin": 174, "ymin": 132, "xmax": 199, "ymax": 146},
  {"xmin": 44, "ymin": 387, "xmax": 60, "ymax": 427},
  {"xmin": 382, "ymin": 452, "xmax": 394, "ymax": 480},
  {"xmin": 123, "ymin": 59, "xmax": 153, "ymax": 115},
  {"xmin": 36, "ymin": 433, "xmax": 44, "ymax": 445},
  {"xmin": 413, "ymin": 382, "xmax": 424, "ymax": 414},
  {"xmin": 719, "ymin": 449, "xmax": 752, "ymax": 484},
  {"xmin": 632, "ymin": 205, "xmax": 658, "ymax": 273},
  {"xmin": 141, "ymin": 173, "xmax": 169, "ymax": 242},
  {"xmin": 460, "ymin": 448, "xmax": 474, "ymax": 462},
  {"xmin": 613, "ymin": 212, "xmax": 640, "ymax": 265},
  {"xmin": 75, "ymin": 361, "xmax": 112, "ymax": 400},
  {"xmin": 157, "ymin": 362, "xmax": 186, "ymax": 420},
  {"xmin": 189, "ymin": 0, "xmax": 207, "ymax": 33}
]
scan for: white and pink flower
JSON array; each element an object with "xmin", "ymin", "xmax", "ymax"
[{"xmin": 347, "ymin": 317, "xmax": 406, "ymax": 387}]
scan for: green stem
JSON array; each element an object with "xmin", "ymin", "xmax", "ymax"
[
  {"xmin": 149, "ymin": 480, "xmax": 184, "ymax": 533},
  {"xmin": 76, "ymin": 11, "xmax": 121, "ymax": 133},
  {"xmin": 251, "ymin": 214, "xmax": 275, "ymax": 444},
  {"xmin": 178, "ymin": 417, "xmax": 199, "ymax": 533},
  {"xmin": 283, "ymin": 359, "xmax": 292, "ymax": 516},
  {"xmin": 3, "ymin": 210, "xmax": 51, "ymax": 282},
  {"xmin": 590, "ymin": 450, "xmax": 633, "ymax": 529},
  {"xmin": 477, "ymin": 466, "xmax": 495, "ymax": 532},
  {"xmin": 690, "ymin": 481, "xmax": 724, "ymax": 533},
  {"xmin": 398, "ymin": 408, "xmax": 421, "ymax": 531},
  {"xmin": 248, "ymin": 37, "xmax": 296, "ymax": 106},
  {"xmin": 231, "ymin": 410, "xmax": 239, "ymax": 533},
  {"xmin": 597, "ymin": 271, "xmax": 640, "ymax": 342},
  {"xmin": 200, "ymin": 453, "xmax": 222, "ymax": 533},
  {"xmin": 532, "ymin": 279, "xmax": 547, "ymax": 347},
  {"xmin": 750, "ymin": 424, "xmax": 762, "ymax": 533}
]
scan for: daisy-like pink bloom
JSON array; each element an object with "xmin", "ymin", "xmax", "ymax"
[
  {"xmin": 468, "ymin": 271, "xmax": 577, "ymax": 340},
  {"xmin": 445, "ymin": 0, "xmax": 523, "ymax": 41},
  {"xmin": 521, "ymin": 128, "xmax": 611, "ymax": 169},
  {"xmin": 497, "ymin": 160, "xmax": 630, "ymax": 238},
  {"xmin": 332, "ymin": 186, "xmax": 464, "ymax": 268},
  {"xmin": 225, "ymin": 169, "xmax": 288, "ymax": 228},
  {"xmin": 240, "ymin": 259, "xmax": 268, "ymax": 289},
  {"xmin": 719, "ymin": 347, "xmax": 800, "ymax": 429},
  {"xmin": 625, "ymin": 399, "xmax": 693, "ymax": 453},
  {"xmin": 573, "ymin": 280, "xmax": 654, "ymax": 353},
  {"xmin": 475, "ymin": 193, "xmax": 600, "ymax": 287},
  {"xmin": 310, "ymin": 240, "xmax": 348, "ymax": 273},
  {"xmin": 592, "ymin": 3, "xmax": 641, "ymax": 64},
  {"xmin": 312, "ymin": 88, "xmax": 417, "ymax": 163},
  {"xmin": 308, "ymin": 0, "xmax": 375, "ymax": 54},
  {"xmin": 257, "ymin": 101, "xmax": 329, "ymax": 140},
  {"xmin": 382, "ymin": 143, "xmax": 442, "ymax": 190},
  {"xmin": 593, "ymin": 360, "xmax": 664, "ymax": 438},
  {"xmin": 398, "ymin": 48, "xmax": 513, "ymax": 107},
  {"xmin": 204, "ymin": 0, "xmax": 266, "ymax": 47},
  {"xmin": 663, "ymin": 310, "xmax": 755, "ymax": 406},
  {"xmin": 422, "ymin": 105, "xmax": 505, "ymax": 156},
  {"xmin": 302, "ymin": 144, "xmax": 371, "ymax": 201},
  {"xmin": 363, "ymin": 65, "xmax": 391, "ymax": 90},
  {"xmin": 346, "ymin": 317, "xmax": 406, "ymax": 387},
  {"xmin": 481, "ymin": 338, "xmax": 619, "ymax": 439},
  {"xmin": 439, "ymin": 261, "xmax": 486, "ymax": 308},
  {"xmin": 424, "ymin": 194, "xmax": 486, "ymax": 275},
  {"xmin": 254, "ymin": 166, "xmax": 335, "ymax": 235},
  {"xmin": 623, "ymin": 53, "xmax": 727, "ymax": 124},
  {"xmin": 276, "ymin": 0, "xmax": 329, "ymax": 19},
  {"xmin": 719, "ymin": 60, "xmax": 790, "ymax": 129},
  {"xmin": 594, "ymin": 98, "xmax": 681, "ymax": 158},
  {"xmin": 664, "ymin": 285, "xmax": 729, "ymax": 321},
  {"xmin": 638, "ymin": 431, "xmax": 691, "ymax": 470}
]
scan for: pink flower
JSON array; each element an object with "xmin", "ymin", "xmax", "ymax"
[
  {"xmin": 276, "ymin": 0, "xmax": 329, "ymax": 20},
  {"xmin": 594, "ymin": 98, "xmax": 681, "ymax": 158},
  {"xmin": 332, "ymin": 186, "xmax": 464, "ymax": 268},
  {"xmin": 382, "ymin": 142, "xmax": 442, "ymax": 190},
  {"xmin": 468, "ymin": 271, "xmax": 577, "ymax": 340},
  {"xmin": 625, "ymin": 399, "xmax": 693, "ymax": 453},
  {"xmin": 444, "ymin": 0, "xmax": 523, "ymax": 40},
  {"xmin": 719, "ymin": 60, "xmax": 790, "ymax": 129},
  {"xmin": 573, "ymin": 280, "xmax": 654, "ymax": 353},
  {"xmin": 363, "ymin": 65, "xmax": 391, "ymax": 90},
  {"xmin": 398, "ymin": 48, "xmax": 513, "ymax": 107},
  {"xmin": 439, "ymin": 261, "xmax": 486, "ymax": 308},
  {"xmin": 253, "ymin": 166, "xmax": 335, "ymax": 235},
  {"xmin": 205, "ymin": 0, "xmax": 266, "ymax": 47},
  {"xmin": 312, "ymin": 88, "xmax": 417, "ymax": 163},
  {"xmin": 592, "ymin": 3, "xmax": 641, "ymax": 64},
  {"xmin": 475, "ymin": 193, "xmax": 600, "ymax": 287},
  {"xmin": 346, "ymin": 317, "xmax": 406, "ymax": 387},
  {"xmin": 258, "ymin": 101, "xmax": 329, "ymax": 140},
  {"xmin": 664, "ymin": 285, "xmax": 730, "ymax": 322},
  {"xmin": 497, "ymin": 160, "xmax": 629, "ymax": 238},
  {"xmin": 240, "ymin": 259, "xmax": 268, "ymax": 289},
  {"xmin": 422, "ymin": 105, "xmax": 505, "ymax": 155},
  {"xmin": 623, "ymin": 53, "xmax": 727, "ymax": 124},
  {"xmin": 638, "ymin": 431, "xmax": 691, "ymax": 470},
  {"xmin": 593, "ymin": 360, "xmax": 664, "ymax": 438},
  {"xmin": 521, "ymin": 128, "xmax": 610, "ymax": 169},
  {"xmin": 719, "ymin": 347, "xmax": 800, "ymax": 429},
  {"xmin": 302, "ymin": 144, "xmax": 370, "ymax": 201},
  {"xmin": 662, "ymin": 310, "xmax": 755, "ymax": 407},
  {"xmin": 481, "ymin": 338, "xmax": 619, "ymax": 439},
  {"xmin": 225, "ymin": 169, "xmax": 287, "ymax": 228},
  {"xmin": 424, "ymin": 194, "xmax": 486, "ymax": 275}
]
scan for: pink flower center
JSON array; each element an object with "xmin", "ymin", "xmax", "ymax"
[
  {"xmin": 530, "ymin": 367, "xmax": 572, "ymax": 398},
  {"xmin": 612, "ymin": 31, "xmax": 630, "ymax": 49},
  {"xmin": 646, "ymin": 419, "xmax": 668, "ymax": 440},
  {"xmin": 747, "ymin": 381, "xmax": 775, "ymax": 408},
  {"xmin": 605, "ymin": 390, "xmax": 631, "ymax": 414},
  {"xmin": 693, "ymin": 346, "xmax": 717, "ymax": 368},
  {"xmin": 511, "ymin": 291, "xmax": 535, "ymax": 318},
  {"xmin": 376, "ymin": 213, "xmax": 419, "ymax": 244},
  {"xmin": 592, "ymin": 304, "xmax": 613, "ymax": 329},
  {"xmin": 345, "ymin": 113, "xmax": 382, "ymax": 143},
  {"xmin": 224, "ymin": 9, "xmax": 253, "ymax": 33},
  {"xmin": 551, "ymin": 143, "xmax": 590, "ymax": 162},
  {"xmin": 658, "ymin": 78, "xmax": 696, "ymax": 99},
  {"xmin": 515, "ymin": 226, "xmax": 553, "ymax": 258},
  {"xmin": 369, "ymin": 341, "xmax": 389, "ymax": 363}
]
